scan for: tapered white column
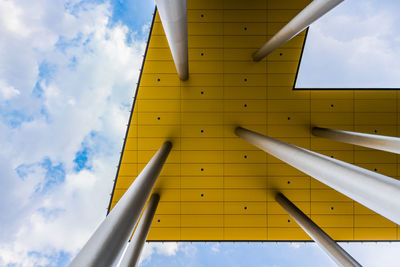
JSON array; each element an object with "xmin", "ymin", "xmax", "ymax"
[
  {"xmin": 313, "ymin": 127, "xmax": 400, "ymax": 154},
  {"xmin": 120, "ymin": 194, "xmax": 160, "ymax": 267},
  {"xmin": 70, "ymin": 142, "xmax": 172, "ymax": 267},
  {"xmin": 253, "ymin": 0, "xmax": 343, "ymax": 61},
  {"xmin": 276, "ymin": 193, "xmax": 361, "ymax": 267},
  {"xmin": 235, "ymin": 127, "xmax": 400, "ymax": 224},
  {"xmin": 155, "ymin": 0, "xmax": 188, "ymax": 80}
]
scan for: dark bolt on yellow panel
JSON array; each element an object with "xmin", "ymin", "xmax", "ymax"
[
  {"xmin": 109, "ymin": 0, "xmax": 400, "ymax": 241},
  {"xmin": 152, "ymin": 215, "xmax": 180, "ymax": 227},
  {"xmin": 188, "ymin": 10, "xmax": 223, "ymax": 23}
]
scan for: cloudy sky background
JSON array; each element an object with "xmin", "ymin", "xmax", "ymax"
[{"xmin": 0, "ymin": 0, "xmax": 399, "ymax": 266}]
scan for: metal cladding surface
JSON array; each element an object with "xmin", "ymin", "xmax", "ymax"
[
  {"xmin": 109, "ymin": 0, "xmax": 400, "ymax": 241},
  {"xmin": 236, "ymin": 126, "xmax": 400, "ymax": 225}
]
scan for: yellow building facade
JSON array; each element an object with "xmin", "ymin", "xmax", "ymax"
[{"xmin": 108, "ymin": 0, "xmax": 400, "ymax": 242}]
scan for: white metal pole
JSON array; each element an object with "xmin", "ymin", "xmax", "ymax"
[
  {"xmin": 313, "ymin": 127, "xmax": 400, "ymax": 154},
  {"xmin": 235, "ymin": 127, "xmax": 400, "ymax": 224},
  {"xmin": 70, "ymin": 142, "xmax": 172, "ymax": 267},
  {"xmin": 276, "ymin": 193, "xmax": 362, "ymax": 267},
  {"xmin": 253, "ymin": 0, "xmax": 344, "ymax": 61},
  {"xmin": 119, "ymin": 194, "xmax": 160, "ymax": 267},
  {"xmin": 155, "ymin": 0, "xmax": 188, "ymax": 80}
]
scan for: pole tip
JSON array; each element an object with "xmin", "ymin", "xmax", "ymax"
[
  {"xmin": 164, "ymin": 141, "xmax": 173, "ymax": 149},
  {"xmin": 151, "ymin": 193, "xmax": 161, "ymax": 202},
  {"xmin": 234, "ymin": 126, "xmax": 244, "ymax": 136}
]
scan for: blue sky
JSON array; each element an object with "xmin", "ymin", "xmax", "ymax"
[
  {"xmin": 0, "ymin": 0, "xmax": 399, "ymax": 266},
  {"xmin": 296, "ymin": 0, "xmax": 400, "ymax": 88}
]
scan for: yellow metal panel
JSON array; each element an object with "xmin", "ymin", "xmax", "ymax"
[
  {"xmin": 148, "ymin": 228, "xmax": 180, "ymax": 240},
  {"xmin": 311, "ymin": 113, "xmax": 354, "ymax": 125},
  {"xmin": 310, "ymin": 215, "xmax": 353, "ymax": 227},
  {"xmin": 109, "ymin": 0, "xmax": 400, "ymax": 241},
  {"xmin": 224, "ymin": 0, "xmax": 267, "ymax": 10},
  {"xmin": 267, "ymin": 10, "xmax": 303, "ymax": 22},
  {"xmin": 224, "ymin": 189, "xmax": 266, "ymax": 202},
  {"xmin": 355, "ymin": 113, "xmax": 397, "ymax": 125},
  {"xmin": 187, "ymin": 10, "xmax": 223, "ymax": 23},
  {"xmin": 187, "ymin": 0, "xmax": 223, "ymax": 9},
  {"xmin": 224, "ymin": 10, "xmax": 267, "ymax": 23},
  {"xmin": 181, "ymin": 202, "xmax": 223, "ymax": 214},
  {"xmin": 224, "ymin": 36, "xmax": 267, "ymax": 49},
  {"xmin": 181, "ymin": 177, "xmax": 223, "ymax": 188},
  {"xmin": 311, "ymin": 190, "xmax": 353, "ymax": 202},
  {"xmin": 137, "ymin": 113, "xmax": 180, "ymax": 125},
  {"xmin": 181, "ymin": 138, "xmax": 223, "ymax": 150},
  {"xmin": 269, "ymin": 215, "xmax": 300, "ymax": 228},
  {"xmin": 224, "ymin": 49, "xmax": 264, "ymax": 61},
  {"xmin": 181, "ymin": 87, "xmax": 223, "ymax": 99},
  {"xmin": 223, "ymin": 61, "xmax": 266, "ymax": 74},
  {"xmin": 188, "ymin": 49, "xmax": 223, "ymax": 61},
  {"xmin": 152, "ymin": 215, "xmax": 180, "ymax": 227},
  {"xmin": 268, "ymin": 176, "xmax": 310, "ymax": 189},
  {"xmin": 224, "ymin": 151, "xmax": 266, "ymax": 164},
  {"xmin": 189, "ymin": 36, "xmax": 223, "ymax": 48},
  {"xmin": 355, "ymin": 215, "xmax": 397, "ymax": 228},
  {"xmin": 224, "ymin": 228, "xmax": 267, "ymax": 240},
  {"xmin": 268, "ymin": 202, "xmax": 310, "ymax": 215},
  {"xmin": 224, "ymin": 177, "xmax": 267, "ymax": 189},
  {"xmin": 182, "ymin": 215, "xmax": 223, "ymax": 227},
  {"xmin": 225, "ymin": 215, "xmax": 267, "ymax": 227},
  {"xmin": 224, "ymin": 86, "xmax": 266, "ymax": 99},
  {"xmin": 268, "ymin": 228, "xmax": 311, "ymax": 241},
  {"xmin": 354, "ymin": 228, "xmax": 397, "ymax": 240},
  {"xmin": 181, "ymin": 228, "xmax": 223, "ymax": 240},
  {"xmin": 188, "ymin": 23, "xmax": 223, "ymax": 36},
  {"xmin": 145, "ymin": 48, "xmax": 173, "ymax": 61},
  {"xmin": 181, "ymin": 189, "xmax": 223, "ymax": 201},
  {"xmin": 223, "ymin": 23, "xmax": 267, "ymax": 36},
  {"xmin": 137, "ymin": 86, "xmax": 180, "ymax": 99},
  {"xmin": 189, "ymin": 61, "xmax": 224, "ymax": 73},
  {"xmin": 157, "ymin": 202, "xmax": 180, "ymax": 214},
  {"xmin": 354, "ymin": 99, "xmax": 396, "ymax": 112},
  {"xmin": 268, "ymin": 0, "xmax": 310, "ymax": 9},
  {"xmin": 224, "ymin": 202, "xmax": 266, "ymax": 214},
  {"xmin": 324, "ymin": 228, "xmax": 354, "ymax": 241}
]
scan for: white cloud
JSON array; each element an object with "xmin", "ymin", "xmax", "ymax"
[
  {"xmin": 296, "ymin": 0, "xmax": 400, "ymax": 88},
  {"xmin": 210, "ymin": 243, "xmax": 221, "ymax": 253},
  {"xmin": 139, "ymin": 242, "xmax": 180, "ymax": 264},
  {"xmin": 0, "ymin": 0, "xmax": 148, "ymax": 266},
  {"xmin": 341, "ymin": 242, "xmax": 400, "ymax": 267},
  {"xmin": 0, "ymin": 80, "xmax": 20, "ymax": 100},
  {"xmin": 288, "ymin": 243, "xmax": 301, "ymax": 249}
]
